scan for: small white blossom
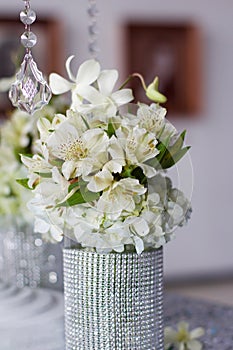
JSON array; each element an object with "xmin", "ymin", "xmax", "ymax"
[
  {"xmin": 165, "ymin": 322, "xmax": 205, "ymax": 350},
  {"xmin": 75, "ymin": 69, "xmax": 133, "ymax": 118},
  {"xmin": 49, "ymin": 56, "xmax": 101, "ymax": 109}
]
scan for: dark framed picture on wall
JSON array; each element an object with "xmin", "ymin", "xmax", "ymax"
[
  {"xmin": 0, "ymin": 17, "xmax": 63, "ymax": 117},
  {"xmin": 125, "ymin": 22, "xmax": 201, "ymax": 116}
]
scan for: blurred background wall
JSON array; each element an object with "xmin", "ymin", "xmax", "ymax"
[{"xmin": 0, "ymin": 0, "xmax": 232, "ymax": 281}]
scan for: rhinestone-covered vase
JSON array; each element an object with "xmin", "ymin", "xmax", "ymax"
[{"xmin": 63, "ymin": 248, "xmax": 164, "ymax": 350}]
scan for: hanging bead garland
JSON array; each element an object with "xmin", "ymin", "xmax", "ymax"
[{"xmin": 87, "ymin": 0, "xmax": 99, "ymax": 59}]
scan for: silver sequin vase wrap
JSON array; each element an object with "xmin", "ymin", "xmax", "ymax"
[{"xmin": 63, "ymin": 248, "xmax": 164, "ymax": 350}]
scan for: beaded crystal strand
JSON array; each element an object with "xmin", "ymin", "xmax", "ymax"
[
  {"xmin": 9, "ymin": 0, "xmax": 51, "ymax": 114},
  {"xmin": 87, "ymin": 0, "xmax": 99, "ymax": 59}
]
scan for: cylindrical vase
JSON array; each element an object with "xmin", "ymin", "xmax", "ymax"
[{"xmin": 63, "ymin": 248, "xmax": 164, "ymax": 350}]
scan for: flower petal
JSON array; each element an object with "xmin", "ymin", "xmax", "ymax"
[
  {"xmin": 164, "ymin": 327, "xmax": 177, "ymax": 344},
  {"xmin": 34, "ymin": 217, "xmax": 49, "ymax": 234},
  {"xmin": 49, "ymin": 73, "xmax": 73, "ymax": 94},
  {"xmin": 190, "ymin": 327, "xmax": 205, "ymax": 339},
  {"xmin": 103, "ymin": 160, "xmax": 123, "ymax": 174},
  {"xmin": 132, "ymin": 236, "xmax": 144, "ymax": 254},
  {"xmin": 75, "ymin": 85, "xmax": 106, "ymax": 104},
  {"xmin": 97, "ymin": 69, "xmax": 118, "ymax": 95},
  {"xmin": 65, "ymin": 55, "xmax": 76, "ymax": 81},
  {"xmin": 130, "ymin": 217, "xmax": 149, "ymax": 237},
  {"xmin": 187, "ymin": 339, "xmax": 203, "ymax": 350},
  {"xmin": 178, "ymin": 321, "xmax": 190, "ymax": 331},
  {"xmin": 87, "ymin": 170, "xmax": 113, "ymax": 192},
  {"xmin": 111, "ymin": 89, "xmax": 134, "ymax": 106},
  {"xmin": 62, "ymin": 160, "xmax": 76, "ymax": 180},
  {"xmin": 139, "ymin": 164, "xmax": 157, "ymax": 178},
  {"xmin": 76, "ymin": 59, "xmax": 100, "ymax": 85}
]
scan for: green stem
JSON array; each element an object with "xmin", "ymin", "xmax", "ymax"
[{"xmin": 119, "ymin": 73, "xmax": 147, "ymax": 91}]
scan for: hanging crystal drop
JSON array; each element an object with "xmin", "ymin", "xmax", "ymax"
[
  {"xmin": 9, "ymin": 53, "xmax": 52, "ymax": 115},
  {"xmin": 21, "ymin": 31, "xmax": 37, "ymax": 48},
  {"xmin": 87, "ymin": 3, "xmax": 99, "ymax": 17},
  {"xmin": 20, "ymin": 9, "xmax": 36, "ymax": 25}
]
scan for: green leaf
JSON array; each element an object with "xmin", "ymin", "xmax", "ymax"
[
  {"xmin": 156, "ymin": 134, "xmax": 172, "ymax": 163},
  {"xmin": 16, "ymin": 178, "xmax": 33, "ymax": 190},
  {"xmin": 58, "ymin": 180, "xmax": 100, "ymax": 207},
  {"xmin": 34, "ymin": 172, "xmax": 52, "ymax": 178},
  {"xmin": 172, "ymin": 146, "xmax": 191, "ymax": 166},
  {"xmin": 107, "ymin": 122, "xmax": 115, "ymax": 137},
  {"xmin": 131, "ymin": 166, "xmax": 147, "ymax": 185},
  {"xmin": 68, "ymin": 181, "xmax": 80, "ymax": 192},
  {"xmin": 58, "ymin": 190, "xmax": 86, "ymax": 207},
  {"xmin": 159, "ymin": 146, "xmax": 191, "ymax": 169},
  {"xmin": 157, "ymin": 130, "xmax": 190, "ymax": 169}
]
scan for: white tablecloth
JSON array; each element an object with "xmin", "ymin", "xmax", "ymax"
[
  {"xmin": 1, "ymin": 282, "xmax": 232, "ymax": 349},
  {"xmin": 0, "ymin": 282, "xmax": 65, "ymax": 350}
]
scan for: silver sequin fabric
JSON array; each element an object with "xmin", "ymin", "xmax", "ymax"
[{"xmin": 63, "ymin": 248, "xmax": 164, "ymax": 350}]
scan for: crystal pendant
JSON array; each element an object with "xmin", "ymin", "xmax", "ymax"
[
  {"xmin": 9, "ymin": 53, "xmax": 52, "ymax": 115},
  {"xmin": 21, "ymin": 31, "xmax": 37, "ymax": 48},
  {"xmin": 20, "ymin": 9, "xmax": 36, "ymax": 25}
]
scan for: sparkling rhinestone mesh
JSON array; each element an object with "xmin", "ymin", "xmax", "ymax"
[
  {"xmin": 1, "ymin": 227, "xmax": 43, "ymax": 288},
  {"xmin": 63, "ymin": 248, "xmax": 164, "ymax": 350},
  {"xmin": 0, "ymin": 226, "xmax": 63, "ymax": 290}
]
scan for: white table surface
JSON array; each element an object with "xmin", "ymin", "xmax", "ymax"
[{"xmin": 0, "ymin": 282, "xmax": 65, "ymax": 350}]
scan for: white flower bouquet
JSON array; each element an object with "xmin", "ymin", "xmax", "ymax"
[
  {"xmin": 0, "ymin": 100, "xmax": 63, "ymax": 227},
  {"xmin": 0, "ymin": 109, "xmax": 35, "ymax": 227},
  {"xmin": 21, "ymin": 56, "xmax": 191, "ymax": 254}
]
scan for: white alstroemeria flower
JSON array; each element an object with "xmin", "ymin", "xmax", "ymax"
[
  {"xmin": 30, "ymin": 167, "xmax": 69, "ymax": 208},
  {"xmin": 97, "ymin": 178, "xmax": 146, "ymax": 218},
  {"xmin": 49, "ymin": 56, "xmax": 101, "ymax": 109},
  {"xmin": 116, "ymin": 125, "xmax": 159, "ymax": 178},
  {"xmin": 37, "ymin": 114, "xmax": 67, "ymax": 143},
  {"xmin": 47, "ymin": 120, "xmax": 109, "ymax": 180},
  {"xmin": 74, "ymin": 69, "xmax": 134, "ymax": 118},
  {"xmin": 165, "ymin": 321, "xmax": 205, "ymax": 350},
  {"xmin": 87, "ymin": 137, "xmax": 125, "ymax": 192},
  {"xmin": 21, "ymin": 152, "xmax": 51, "ymax": 174},
  {"xmin": 1, "ymin": 109, "xmax": 32, "ymax": 149},
  {"xmin": 30, "ymin": 190, "xmax": 66, "ymax": 242},
  {"xmin": 21, "ymin": 143, "xmax": 52, "ymax": 187},
  {"xmin": 87, "ymin": 169, "xmax": 113, "ymax": 192},
  {"xmin": 27, "ymin": 168, "xmax": 70, "ymax": 242},
  {"xmin": 137, "ymin": 103, "xmax": 177, "ymax": 143},
  {"xmin": 21, "ymin": 161, "xmax": 51, "ymax": 189},
  {"xmin": 137, "ymin": 103, "xmax": 167, "ymax": 134}
]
